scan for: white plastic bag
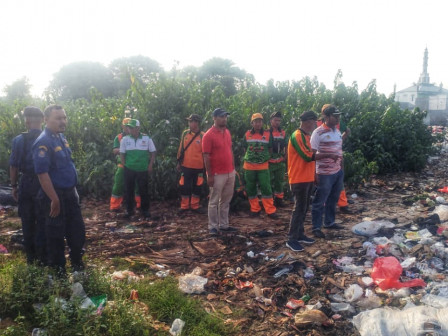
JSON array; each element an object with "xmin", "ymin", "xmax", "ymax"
[
  {"xmin": 352, "ymin": 221, "xmax": 395, "ymax": 237},
  {"xmin": 433, "ymin": 205, "xmax": 448, "ymax": 222},
  {"xmin": 178, "ymin": 274, "xmax": 208, "ymax": 294},
  {"xmin": 353, "ymin": 306, "xmax": 448, "ymax": 336}
]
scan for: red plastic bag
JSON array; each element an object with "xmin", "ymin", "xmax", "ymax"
[{"xmin": 371, "ymin": 257, "xmax": 426, "ymax": 290}]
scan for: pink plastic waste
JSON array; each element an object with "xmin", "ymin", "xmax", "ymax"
[
  {"xmin": 0, "ymin": 244, "xmax": 8, "ymax": 254},
  {"xmin": 371, "ymin": 257, "xmax": 426, "ymax": 290}
]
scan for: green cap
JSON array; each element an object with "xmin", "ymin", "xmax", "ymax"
[{"xmin": 125, "ymin": 119, "xmax": 140, "ymax": 128}]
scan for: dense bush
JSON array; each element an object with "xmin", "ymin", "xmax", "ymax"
[{"xmin": 0, "ymin": 66, "xmax": 436, "ymax": 197}]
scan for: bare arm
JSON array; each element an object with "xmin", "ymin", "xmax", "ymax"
[
  {"xmin": 203, "ymin": 153, "xmax": 214, "ymax": 187},
  {"xmin": 148, "ymin": 151, "xmax": 156, "ymax": 173},
  {"xmin": 37, "ymin": 173, "xmax": 60, "ymax": 217},
  {"xmin": 120, "ymin": 153, "xmax": 126, "ymax": 166},
  {"xmin": 113, "ymin": 148, "xmax": 120, "ymax": 155},
  {"xmin": 313, "ymin": 149, "xmax": 340, "ymax": 161},
  {"xmin": 9, "ymin": 166, "xmax": 19, "ymax": 201}
]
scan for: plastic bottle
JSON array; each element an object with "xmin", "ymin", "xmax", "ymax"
[{"xmin": 274, "ymin": 264, "xmax": 293, "ymax": 278}]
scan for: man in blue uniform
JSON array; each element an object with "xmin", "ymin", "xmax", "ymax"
[
  {"xmin": 9, "ymin": 106, "xmax": 46, "ymax": 265},
  {"xmin": 32, "ymin": 105, "xmax": 85, "ymax": 274}
]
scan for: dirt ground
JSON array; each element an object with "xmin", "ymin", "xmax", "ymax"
[{"xmin": 2, "ymin": 151, "xmax": 448, "ymax": 336}]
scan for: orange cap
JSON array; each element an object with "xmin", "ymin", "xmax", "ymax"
[{"xmin": 251, "ymin": 113, "xmax": 263, "ymax": 122}]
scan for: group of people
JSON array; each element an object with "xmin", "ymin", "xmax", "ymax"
[
  {"xmin": 9, "ymin": 103, "xmax": 348, "ymax": 275},
  {"xmin": 109, "ymin": 105, "xmax": 350, "ymax": 252}
]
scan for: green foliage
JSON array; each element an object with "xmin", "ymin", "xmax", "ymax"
[
  {"xmin": 47, "ymin": 62, "xmax": 115, "ymax": 101},
  {"xmin": 137, "ymin": 277, "xmax": 233, "ymax": 336},
  {"xmin": 3, "ymin": 77, "xmax": 32, "ymax": 101},
  {"xmin": 343, "ymin": 150, "xmax": 378, "ymax": 188},
  {"xmin": 0, "ymin": 256, "xmax": 230, "ymax": 336},
  {"xmin": 0, "ymin": 63, "xmax": 436, "ymax": 197}
]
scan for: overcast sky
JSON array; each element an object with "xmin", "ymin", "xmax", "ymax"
[{"xmin": 1, "ymin": 0, "xmax": 447, "ymax": 97}]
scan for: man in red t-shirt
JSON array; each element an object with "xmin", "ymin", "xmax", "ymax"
[{"xmin": 202, "ymin": 108, "xmax": 237, "ymax": 235}]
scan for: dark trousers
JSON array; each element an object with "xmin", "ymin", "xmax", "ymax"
[
  {"xmin": 124, "ymin": 167, "xmax": 149, "ymax": 214},
  {"xmin": 18, "ymin": 175, "xmax": 46, "ymax": 264},
  {"xmin": 180, "ymin": 167, "xmax": 203, "ymax": 197},
  {"xmin": 40, "ymin": 187, "xmax": 85, "ymax": 272},
  {"xmin": 288, "ymin": 182, "xmax": 314, "ymax": 240}
]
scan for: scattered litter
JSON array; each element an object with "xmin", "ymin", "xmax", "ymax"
[
  {"xmin": 433, "ymin": 205, "xmax": 448, "ymax": 221},
  {"xmin": 111, "ymin": 270, "xmax": 142, "ymax": 282},
  {"xmin": 353, "ymin": 305, "xmax": 448, "ymax": 336},
  {"xmin": 285, "ymin": 299, "xmax": 305, "ymax": 309},
  {"xmin": 169, "ymin": 318, "xmax": 185, "ymax": 336},
  {"xmin": 371, "ymin": 257, "xmax": 426, "ymax": 290},
  {"xmin": 344, "ymin": 284, "xmax": 364, "ymax": 302},
  {"xmin": 294, "ymin": 310, "xmax": 333, "ymax": 327},
  {"xmin": 274, "ymin": 264, "xmax": 293, "ymax": 278},
  {"xmin": 178, "ymin": 272, "xmax": 208, "ymax": 294},
  {"xmin": 352, "ymin": 221, "xmax": 395, "ymax": 237},
  {"xmin": 0, "ymin": 244, "xmax": 8, "ymax": 254}
]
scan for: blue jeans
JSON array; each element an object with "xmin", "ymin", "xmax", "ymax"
[{"xmin": 311, "ymin": 170, "xmax": 344, "ymax": 230}]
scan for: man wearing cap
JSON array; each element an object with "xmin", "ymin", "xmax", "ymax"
[
  {"xmin": 9, "ymin": 106, "xmax": 47, "ymax": 265},
  {"xmin": 268, "ymin": 111, "xmax": 287, "ymax": 207},
  {"xmin": 243, "ymin": 113, "xmax": 278, "ymax": 218},
  {"xmin": 120, "ymin": 119, "xmax": 156, "ymax": 219},
  {"xmin": 110, "ymin": 117, "xmax": 141, "ymax": 211},
  {"xmin": 32, "ymin": 105, "xmax": 85, "ymax": 274},
  {"xmin": 286, "ymin": 111, "xmax": 319, "ymax": 251},
  {"xmin": 202, "ymin": 108, "xmax": 237, "ymax": 235},
  {"xmin": 310, "ymin": 104, "xmax": 344, "ymax": 239},
  {"xmin": 177, "ymin": 114, "xmax": 205, "ymax": 213}
]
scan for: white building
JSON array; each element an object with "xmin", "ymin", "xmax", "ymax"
[{"xmin": 395, "ymin": 48, "xmax": 448, "ymax": 125}]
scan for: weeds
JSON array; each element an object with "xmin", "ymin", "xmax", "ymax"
[{"xmin": 0, "ymin": 255, "xmax": 233, "ymax": 335}]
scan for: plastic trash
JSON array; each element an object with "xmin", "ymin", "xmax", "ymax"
[
  {"xmin": 371, "ymin": 257, "xmax": 426, "ymax": 290},
  {"xmin": 156, "ymin": 270, "xmax": 170, "ymax": 278},
  {"xmin": 433, "ymin": 205, "xmax": 448, "ymax": 221},
  {"xmin": 285, "ymin": 299, "xmax": 305, "ymax": 309},
  {"xmin": 294, "ymin": 310, "xmax": 333, "ymax": 326},
  {"xmin": 345, "ymin": 284, "xmax": 364, "ymax": 302},
  {"xmin": 436, "ymin": 196, "xmax": 446, "ymax": 204},
  {"xmin": 247, "ymin": 251, "xmax": 255, "ymax": 258},
  {"xmin": 178, "ymin": 273, "xmax": 208, "ymax": 294},
  {"xmin": 351, "ymin": 193, "xmax": 358, "ymax": 199},
  {"xmin": 437, "ymin": 186, "xmax": 448, "ymax": 193},
  {"xmin": 303, "ymin": 267, "xmax": 314, "ymax": 279},
  {"xmin": 0, "ymin": 244, "xmax": 8, "ymax": 254},
  {"xmin": 71, "ymin": 283, "xmax": 95, "ymax": 310},
  {"xmin": 31, "ymin": 329, "xmax": 47, "ymax": 336},
  {"xmin": 330, "ymin": 302, "xmax": 355, "ymax": 314},
  {"xmin": 416, "ymin": 262, "xmax": 439, "ymax": 276},
  {"xmin": 363, "ymin": 242, "xmax": 378, "ymax": 259},
  {"xmin": 430, "ymin": 257, "xmax": 445, "ymax": 271},
  {"xmin": 353, "ymin": 305, "xmax": 448, "ymax": 336},
  {"xmin": 361, "ymin": 277, "xmax": 374, "ymax": 286},
  {"xmin": 400, "ymin": 257, "xmax": 416, "ymax": 269},
  {"xmin": 356, "ymin": 290, "xmax": 382, "ymax": 310},
  {"xmin": 421, "ymin": 294, "xmax": 448, "ymax": 308},
  {"xmin": 274, "ymin": 264, "xmax": 293, "ymax": 278},
  {"xmin": 352, "ymin": 221, "xmax": 395, "ymax": 237},
  {"xmin": 169, "ymin": 318, "xmax": 185, "ymax": 336}
]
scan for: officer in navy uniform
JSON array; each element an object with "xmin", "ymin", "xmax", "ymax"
[
  {"xmin": 9, "ymin": 106, "xmax": 47, "ymax": 265},
  {"xmin": 32, "ymin": 105, "xmax": 85, "ymax": 274}
]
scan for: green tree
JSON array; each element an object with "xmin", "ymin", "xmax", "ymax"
[
  {"xmin": 109, "ymin": 55, "xmax": 163, "ymax": 96},
  {"xmin": 3, "ymin": 77, "xmax": 32, "ymax": 101},
  {"xmin": 46, "ymin": 62, "xmax": 114, "ymax": 101}
]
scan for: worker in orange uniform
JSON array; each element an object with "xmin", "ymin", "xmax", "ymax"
[
  {"xmin": 177, "ymin": 114, "xmax": 205, "ymax": 214},
  {"xmin": 243, "ymin": 113, "xmax": 278, "ymax": 219},
  {"xmin": 269, "ymin": 111, "xmax": 287, "ymax": 207}
]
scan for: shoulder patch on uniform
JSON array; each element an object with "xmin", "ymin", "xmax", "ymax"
[
  {"xmin": 38, "ymin": 149, "xmax": 46, "ymax": 158},
  {"xmin": 39, "ymin": 145, "xmax": 48, "ymax": 151},
  {"xmin": 54, "ymin": 146, "xmax": 62, "ymax": 152}
]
